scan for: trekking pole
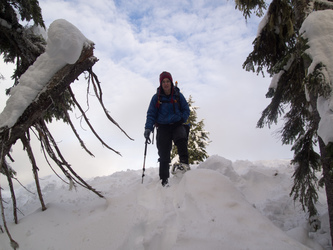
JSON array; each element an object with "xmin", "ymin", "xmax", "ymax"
[
  {"xmin": 141, "ymin": 138, "xmax": 150, "ymax": 184},
  {"xmin": 152, "ymin": 126, "xmax": 155, "ymax": 144}
]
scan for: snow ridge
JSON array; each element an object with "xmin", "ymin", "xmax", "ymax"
[{"xmin": 1, "ymin": 156, "xmax": 329, "ymax": 250}]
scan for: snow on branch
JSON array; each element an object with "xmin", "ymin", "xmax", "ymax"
[{"xmin": 0, "ymin": 19, "xmax": 132, "ymax": 248}]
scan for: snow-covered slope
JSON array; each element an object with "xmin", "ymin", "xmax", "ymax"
[{"xmin": 0, "ymin": 155, "xmax": 330, "ymax": 250}]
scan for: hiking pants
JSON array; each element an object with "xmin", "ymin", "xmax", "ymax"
[{"xmin": 156, "ymin": 123, "xmax": 188, "ymax": 180}]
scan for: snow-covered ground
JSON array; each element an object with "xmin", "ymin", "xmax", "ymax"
[{"xmin": 0, "ymin": 155, "xmax": 330, "ymax": 250}]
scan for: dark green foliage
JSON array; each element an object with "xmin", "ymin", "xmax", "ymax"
[
  {"xmin": 1, "ymin": 0, "xmax": 45, "ymax": 27},
  {"xmin": 322, "ymin": 142, "xmax": 333, "ymax": 188},
  {"xmin": 235, "ymin": 0, "xmax": 267, "ymax": 19},
  {"xmin": 258, "ymin": 38, "xmax": 311, "ymax": 145},
  {"xmin": 171, "ymin": 96, "xmax": 210, "ymax": 164},
  {"xmin": 245, "ymin": 1, "xmax": 320, "ymax": 218},
  {"xmin": 42, "ymin": 89, "xmax": 76, "ymax": 123},
  {"xmin": 0, "ymin": 0, "xmax": 46, "ymax": 84},
  {"xmin": 237, "ymin": 1, "xmax": 333, "ymax": 240},
  {"xmin": 243, "ymin": 0, "xmax": 295, "ymax": 76},
  {"xmin": 0, "ymin": 0, "xmax": 77, "ymax": 123},
  {"xmin": 290, "ymin": 128, "xmax": 321, "ymax": 217}
]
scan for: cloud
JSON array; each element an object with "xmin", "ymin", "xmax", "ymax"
[{"xmin": 0, "ymin": 0, "xmax": 294, "ymax": 184}]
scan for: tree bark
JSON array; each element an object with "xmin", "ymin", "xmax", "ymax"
[{"xmin": 319, "ymin": 137, "xmax": 333, "ymax": 246}]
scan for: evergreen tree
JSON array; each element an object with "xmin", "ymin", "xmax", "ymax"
[
  {"xmin": 0, "ymin": 0, "xmax": 75, "ymax": 123},
  {"xmin": 0, "ymin": 0, "xmax": 46, "ymax": 86},
  {"xmin": 235, "ymin": 0, "xmax": 333, "ymax": 245},
  {"xmin": 171, "ymin": 96, "xmax": 210, "ymax": 164}
]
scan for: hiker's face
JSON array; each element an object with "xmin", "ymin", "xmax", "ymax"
[{"xmin": 162, "ymin": 78, "xmax": 172, "ymax": 95}]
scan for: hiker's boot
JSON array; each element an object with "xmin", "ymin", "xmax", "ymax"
[
  {"xmin": 171, "ymin": 163, "xmax": 179, "ymax": 175},
  {"xmin": 171, "ymin": 163, "xmax": 190, "ymax": 175},
  {"xmin": 180, "ymin": 163, "xmax": 190, "ymax": 172},
  {"xmin": 161, "ymin": 178, "xmax": 169, "ymax": 187},
  {"xmin": 184, "ymin": 163, "xmax": 191, "ymax": 171}
]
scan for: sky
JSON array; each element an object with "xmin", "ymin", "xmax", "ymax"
[{"xmin": 0, "ymin": 0, "xmax": 295, "ymax": 184}]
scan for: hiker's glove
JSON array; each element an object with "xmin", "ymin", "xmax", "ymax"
[{"xmin": 144, "ymin": 129, "xmax": 151, "ymax": 140}]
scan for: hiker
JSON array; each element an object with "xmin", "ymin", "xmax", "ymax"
[{"xmin": 144, "ymin": 71, "xmax": 190, "ymax": 187}]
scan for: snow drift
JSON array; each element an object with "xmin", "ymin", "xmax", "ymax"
[{"xmin": 0, "ymin": 155, "xmax": 330, "ymax": 250}]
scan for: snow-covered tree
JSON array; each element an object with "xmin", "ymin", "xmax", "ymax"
[
  {"xmin": 0, "ymin": 0, "xmax": 76, "ymax": 123},
  {"xmin": 235, "ymin": 0, "xmax": 333, "ymax": 245},
  {"xmin": 0, "ymin": 0, "xmax": 46, "ymax": 86},
  {"xmin": 171, "ymin": 96, "xmax": 210, "ymax": 165},
  {"xmin": 0, "ymin": 1, "xmax": 132, "ymax": 248}
]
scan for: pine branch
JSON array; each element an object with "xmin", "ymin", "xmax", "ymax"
[
  {"xmin": 37, "ymin": 131, "xmax": 70, "ymax": 185},
  {"xmin": 37, "ymin": 120, "xmax": 104, "ymax": 198},
  {"xmin": 68, "ymin": 86, "xmax": 122, "ymax": 156},
  {"xmin": 13, "ymin": 177, "xmax": 35, "ymax": 195},
  {"xmin": 0, "ymin": 137, "xmax": 19, "ymax": 249},
  {"xmin": 34, "ymin": 120, "xmax": 76, "ymax": 185},
  {"xmin": 20, "ymin": 134, "xmax": 47, "ymax": 211},
  {"xmin": 2, "ymin": 160, "xmax": 18, "ymax": 224},
  {"xmin": 61, "ymin": 103, "xmax": 95, "ymax": 157}
]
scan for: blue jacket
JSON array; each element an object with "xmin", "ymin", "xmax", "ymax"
[{"xmin": 145, "ymin": 87, "xmax": 190, "ymax": 131}]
